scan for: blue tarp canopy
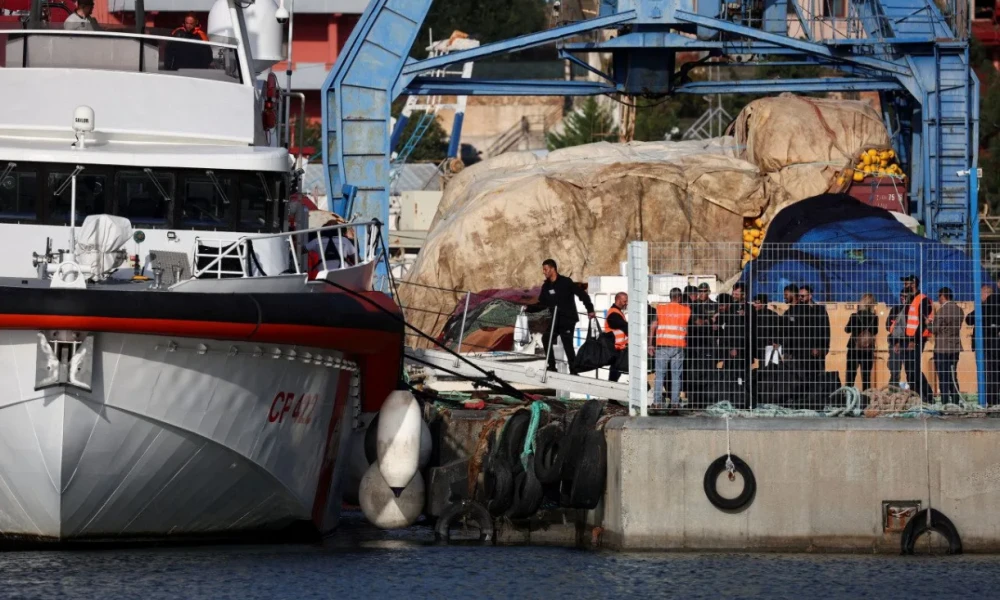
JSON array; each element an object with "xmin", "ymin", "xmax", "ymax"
[{"xmin": 739, "ymin": 194, "xmax": 984, "ymax": 304}]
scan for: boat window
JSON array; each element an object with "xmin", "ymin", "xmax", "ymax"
[
  {"xmin": 116, "ymin": 170, "xmax": 174, "ymax": 228},
  {"xmin": 0, "ymin": 166, "xmax": 38, "ymax": 221},
  {"xmin": 239, "ymin": 173, "xmax": 277, "ymax": 232},
  {"xmin": 181, "ymin": 173, "xmax": 233, "ymax": 228},
  {"xmin": 47, "ymin": 170, "xmax": 106, "ymax": 225}
]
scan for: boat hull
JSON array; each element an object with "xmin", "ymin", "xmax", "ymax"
[{"xmin": 0, "ymin": 329, "xmax": 357, "ymax": 542}]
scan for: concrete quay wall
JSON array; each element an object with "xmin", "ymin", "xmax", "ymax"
[{"xmin": 602, "ymin": 417, "xmax": 1000, "ymax": 552}]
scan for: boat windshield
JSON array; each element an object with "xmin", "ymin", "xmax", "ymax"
[
  {"xmin": 0, "ymin": 161, "xmax": 284, "ymax": 233},
  {"xmin": 0, "ymin": 25, "xmax": 242, "ymax": 84}
]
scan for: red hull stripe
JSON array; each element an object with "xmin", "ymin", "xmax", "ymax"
[{"xmin": 0, "ymin": 315, "xmax": 399, "ymax": 354}]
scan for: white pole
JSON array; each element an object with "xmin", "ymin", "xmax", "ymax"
[
  {"xmin": 284, "ymin": 0, "xmax": 294, "ymax": 150},
  {"xmin": 69, "ymin": 173, "xmax": 77, "ymax": 250},
  {"xmin": 627, "ymin": 241, "xmax": 649, "ymax": 417}
]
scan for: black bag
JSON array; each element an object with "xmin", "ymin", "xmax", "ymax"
[
  {"xmin": 754, "ymin": 360, "xmax": 801, "ymax": 407},
  {"xmin": 572, "ymin": 319, "xmax": 616, "ymax": 373},
  {"xmin": 614, "ymin": 347, "xmax": 629, "ymax": 373}
]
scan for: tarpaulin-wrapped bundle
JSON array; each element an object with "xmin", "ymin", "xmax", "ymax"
[
  {"xmin": 731, "ymin": 94, "xmax": 892, "ymax": 218},
  {"xmin": 400, "ymin": 138, "xmax": 768, "ymax": 339},
  {"xmin": 739, "ymin": 194, "xmax": 985, "ymax": 304}
]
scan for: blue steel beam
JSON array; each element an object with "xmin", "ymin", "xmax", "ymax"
[
  {"xmin": 673, "ymin": 10, "xmax": 913, "ymax": 77},
  {"xmin": 675, "ymin": 77, "xmax": 903, "ymax": 94},
  {"xmin": 401, "ymin": 10, "xmax": 637, "ymax": 76},
  {"xmin": 561, "ymin": 34, "xmax": 806, "ymax": 54},
  {"xmin": 404, "ymin": 78, "xmax": 619, "ymax": 96}
]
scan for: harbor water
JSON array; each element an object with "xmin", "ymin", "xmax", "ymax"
[{"xmin": 2, "ymin": 516, "xmax": 999, "ymax": 599}]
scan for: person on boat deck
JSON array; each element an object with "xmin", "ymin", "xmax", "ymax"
[
  {"xmin": 64, "ymin": 0, "xmax": 99, "ymax": 30},
  {"xmin": 164, "ymin": 14, "xmax": 213, "ymax": 70},
  {"xmin": 305, "ymin": 221, "xmax": 357, "ymax": 277},
  {"xmin": 536, "ymin": 259, "xmax": 595, "ymax": 374}
]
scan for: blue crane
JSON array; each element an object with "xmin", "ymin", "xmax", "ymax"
[{"xmin": 321, "ymin": 0, "xmax": 978, "ymax": 248}]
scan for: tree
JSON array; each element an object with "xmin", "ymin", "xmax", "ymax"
[
  {"xmin": 397, "ymin": 110, "xmax": 449, "ymax": 162},
  {"xmin": 413, "ymin": 0, "xmax": 547, "ymax": 59},
  {"xmin": 546, "ymin": 98, "xmax": 618, "ymax": 150}
]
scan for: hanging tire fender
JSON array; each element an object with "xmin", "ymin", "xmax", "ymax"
[
  {"xmin": 435, "ymin": 500, "xmax": 494, "ymax": 544},
  {"xmin": 703, "ymin": 454, "xmax": 756, "ymax": 513},
  {"xmin": 533, "ymin": 422, "xmax": 565, "ymax": 485},
  {"xmin": 901, "ymin": 508, "xmax": 963, "ymax": 555}
]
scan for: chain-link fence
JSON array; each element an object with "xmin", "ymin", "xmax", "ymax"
[{"xmin": 633, "ymin": 240, "xmax": 992, "ymax": 416}]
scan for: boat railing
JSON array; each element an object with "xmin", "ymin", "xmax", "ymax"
[
  {"xmin": 0, "ymin": 26, "xmax": 242, "ymax": 84},
  {"xmin": 193, "ymin": 221, "xmax": 381, "ymax": 280}
]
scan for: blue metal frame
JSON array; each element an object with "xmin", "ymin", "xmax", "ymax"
[{"xmin": 321, "ymin": 0, "xmax": 979, "ymax": 256}]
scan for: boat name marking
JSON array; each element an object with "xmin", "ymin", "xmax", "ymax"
[{"xmin": 268, "ymin": 391, "xmax": 318, "ymax": 425}]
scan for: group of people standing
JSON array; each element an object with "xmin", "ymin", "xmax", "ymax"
[{"xmin": 534, "ymin": 258, "xmax": 1000, "ymax": 408}]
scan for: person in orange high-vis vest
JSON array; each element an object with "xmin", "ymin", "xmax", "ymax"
[
  {"xmin": 604, "ymin": 292, "xmax": 629, "ymax": 382},
  {"xmin": 901, "ymin": 274, "xmax": 934, "ymax": 401},
  {"xmin": 649, "ymin": 288, "xmax": 691, "ymax": 407}
]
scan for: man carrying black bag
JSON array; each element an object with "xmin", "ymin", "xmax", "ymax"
[{"xmin": 538, "ymin": 259, "xmax": 595, "ymax": 373}]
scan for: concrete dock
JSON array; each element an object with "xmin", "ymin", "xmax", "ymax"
[{"xmin": 603, "ymin": 416, "xmax": 1000, "ymax": 552}]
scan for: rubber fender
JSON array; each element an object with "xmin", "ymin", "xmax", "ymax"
[
  {"xmin": 533, "ymin": 422, "xmax": 565, "ymax": 485},
  {"xmin": 703, "ymin": 454, "xmax": 756, "ymax": 513},
  {"xmin": 363, "ymin": 412, "xmax": 379, "ymax": 465},
  {"xmin": 499, "ymin": 409, "xmax": 533, "ymax": 469},
  {"xmin": 435, "ymin": 499, "xmax": 494, "ymax": 544},
  {"xmin": 559, "ymin": 400, "xmax": 604, "ymax": 480},
  {"xmin": 567, "ymin": 430, "xmax": 607, "ymax": 510},
  {"xmin": 901, "ymin": 508, "xmax": 963, "ymax": 555},
  {"xmin": 506, "ymin": 466, "xmax": 545, "ymax": 519},
  {"xmin": 483, "ymin": 455, "xmax": 514, "ymax": 516}
]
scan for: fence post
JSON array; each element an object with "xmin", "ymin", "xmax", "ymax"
[
  {"xmin": 965, "ymin": 167, "xmax": 988, "ymax": 406},
  {"xmin": 453, "ymin": 292, "xmax": 471, "ymax": 367},
  {"xmin": 627, "ymin": 241, "xmax": 649, "ymax": 417}
]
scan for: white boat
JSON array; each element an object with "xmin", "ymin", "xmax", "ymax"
[{"xmin": 0, "ymin": 0, "xmax": 404, "ymax": 544}]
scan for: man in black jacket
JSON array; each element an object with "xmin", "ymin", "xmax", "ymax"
[
  {"xmin": 687, "ymin": 282, "xmax": 718, "ymax": 404},
  {"xmin": 966, "ymin": 283, "xmax": 1000, "ymax": 405},
  {"xmin": 538, "ymin": 259, "xmax": 595, "ymax": 373},
  {"xmin": 901, "ymin": 275, "xmax": 933, "ymax": 402},
  {"xmin": 785, "ymin": 285, "xmax": 831, "ymax": 401}
]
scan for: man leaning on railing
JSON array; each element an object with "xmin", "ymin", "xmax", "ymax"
[{"xmin": 63, "ymin": 0, "xmax": 99, "ymax": 30}]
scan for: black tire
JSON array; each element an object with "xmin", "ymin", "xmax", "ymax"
[
  {"xmin": 567, "ymin": 431, "xmax": 607, "ymax": 510},
  {"xmin": 534, "ymin": 423, "xmax": 565, "ymax": 485},
  {"xmin": 435, "ymin": 500, "xmax": 494, "ymax": 544},
  {"xmin": 483, "ymin": 456, "xmax": 514, "ymax": 516},
  {"xmin": 363, "ymin": 413, "xmax": 379, "ymax": 465},
  {"xmin": 506, "ymin": 466, "xmax": 545, "ymax": 519},
  {"xmin": 559, "ymin": 400, "xmax": 604, "ymax": 480},
  {"xmin": 901, "ymin": 508, "xmax": 963, "ymax": 555},
  {"xmin": 703, "ymin": 454, "xmax": 756, "ymax": 513},
  {"xmin": 500, "ymin": 409, "xmax": 533, "ymax": 469}
]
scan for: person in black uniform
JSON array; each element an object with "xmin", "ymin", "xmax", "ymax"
[
  {"xmin": 966, "ymin": 283, "xmax": 1000, "ymax": 405},
  {"xmin": 785, "ymin": 285, "xmax": 830, "ymax": 404},
  {"xmin": 717, "ymin": 289, "xmax": 749, "ymax": 408},
  {"xmin": 901, "ymin": 275, "xmax": 934, "ymax": 402},
  {"xmin": 537, "ymin": 258, "xmax": 595, "ymax": 373},
  {"xmin": 687, "ymin": 282, "xmax": 718, "ymax": 406}
]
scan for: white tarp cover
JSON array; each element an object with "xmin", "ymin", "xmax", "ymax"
[{"xmin": 74, "ymin": 214, "xmax": 132, "ymax": 279}]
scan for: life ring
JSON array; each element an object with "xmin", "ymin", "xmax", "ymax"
[
  {"xmin": 435, "ymin": 499, "xmax": 493, "ymax": 544},
  {"xmin": 262, "ymin": 72, "xmax": 279, "ymax": 131},
  {"xmin": 901, "ymin": 508, "xmax": 963, "ymax": 555},
  {"xmin": 703, "ymin": 454, "xmax": 756, "ymax": 512}
]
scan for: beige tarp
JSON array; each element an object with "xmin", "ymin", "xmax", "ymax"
[
  {"xmin": 400, "ymin": 95, "xmax": 893, "ymax": 338},
  {"xmin": 401, "ymin": 138, "xmax": 767, "ymax": 337},
  {"xmin": 732, "ymin": 94, "xmax": 891, "ymax": 215}
]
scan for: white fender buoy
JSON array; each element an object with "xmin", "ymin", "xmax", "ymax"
[
  {"xmin": 376, "ymin": 391, "xmax": 422, "ymax": 494},
  {"xmin": 359, "ymin": 462, "xmax": 425, "ymax": 529},
  {"xmin": 418, "ymin": 418, "xmax": 432, "ymax": 470}
]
